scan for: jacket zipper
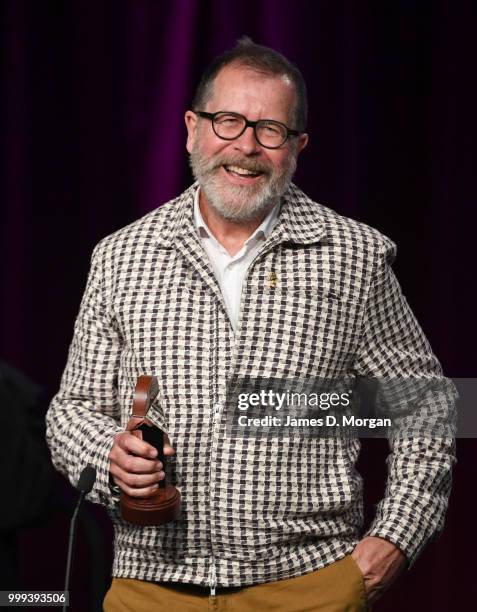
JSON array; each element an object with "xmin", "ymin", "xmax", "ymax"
[
  {"xmin": 209, "ymin": 562, "xmax": 217, "ymax": 596},
  {"xmin": 208, "ymin": 242, "xmax": 280, "ymax": 595},
  {"xmin": 209, "ymin": 397, "xmax": 221, "ymax": 596},
  {"xmin": 208, "ymin": 241, "xmax": 278, "ymax": 595}
]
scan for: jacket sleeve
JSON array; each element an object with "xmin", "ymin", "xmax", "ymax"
[
  {"xmin": 46, "ymin": 242, "xmax": 123, "ymax": 508},
  {"xmin": 352, "ymin": 236, "xmax": 456, "ymax": 566}
]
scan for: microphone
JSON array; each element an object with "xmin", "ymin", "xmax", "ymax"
[
  {"xmin": 63, "ymin": 466, "xmax": 97, "ymax": 611},
  {"xmin": 77, "ymin": 466, "xmax": 96, "ymax": 495}
]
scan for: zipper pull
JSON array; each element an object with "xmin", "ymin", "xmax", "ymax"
[{"xmin": 209, "ymin": 562, "xmax": 217, "ymax": 597}]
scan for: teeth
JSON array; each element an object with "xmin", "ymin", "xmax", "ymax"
[{"xmin": 226, "ymin": 165, "xmax": 259, "ymax": 176}]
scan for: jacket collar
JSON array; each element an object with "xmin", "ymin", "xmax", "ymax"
[{"xmin": 155, "ymin": 181, "xmax": 328, "ymax": 248}]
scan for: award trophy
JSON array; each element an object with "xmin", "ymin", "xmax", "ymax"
[{"xmin": 120, "ymin": 375, "xmax": 181, "ymax": 526}]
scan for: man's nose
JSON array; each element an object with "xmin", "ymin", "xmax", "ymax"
[{"xmin": 233, "ymin": 125, "xmax": 262, "ymax": 155}]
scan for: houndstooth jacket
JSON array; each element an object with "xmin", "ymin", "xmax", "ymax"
[{"xmin": 46, "ymin": 182, "xmax": 455, "ymax": 590}]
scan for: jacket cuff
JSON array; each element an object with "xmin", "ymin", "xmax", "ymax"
[
  {"xmin": 364, "ymin": 498, "xmax": 441, "ymax": 567},
  {"xmin": 87, "ymin": 429, "xmax": 122, "ymax": 509}
]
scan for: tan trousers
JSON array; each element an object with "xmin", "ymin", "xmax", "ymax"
[{"xmin": 103, "ymin": 554, "xmax": 368, "ymax": 611}]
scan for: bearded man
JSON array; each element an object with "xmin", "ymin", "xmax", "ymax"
[{"xmin": 46, "ymin": 38, "xmax": 455, "ymax": 612}]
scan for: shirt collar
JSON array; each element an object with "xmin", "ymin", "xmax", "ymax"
[
  {"xmin": 193, "ymin": 187, "xmax": 281, "ymax": 247},
  {"xmin": 154, "ymin": 181, "xmax": 328, "ymax": 249}
]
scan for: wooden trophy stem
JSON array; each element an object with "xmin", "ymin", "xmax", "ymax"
[{"xmin": 120, "ymin": 375, "xmax": 181, "ymax": 526}]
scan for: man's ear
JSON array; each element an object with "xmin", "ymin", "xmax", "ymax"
[
  {"xmin": 185, "ymin": 111, "xmax": 198, "ymax": 154},
  {"xmin": 296, "ymin": 132, "xmax": 309, "ymax": 155}
]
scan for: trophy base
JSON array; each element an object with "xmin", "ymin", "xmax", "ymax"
[{"xmin": 120, "ymin": 485, "xmax": 181, "ymax": 526}]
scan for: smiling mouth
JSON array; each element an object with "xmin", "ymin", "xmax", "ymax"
[{"xmin": 223, "ymin": 164, "xmax": 264, "ymax": 178}]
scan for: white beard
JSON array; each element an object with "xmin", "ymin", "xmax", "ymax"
[{"xmin": 189, "ymin": 142, "xmax": 297, "ymax": 224}]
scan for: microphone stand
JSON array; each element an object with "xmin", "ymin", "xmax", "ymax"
[
  {"xmin": 63, "ymin": 467, "xmax": 96, "ymax": 611},
  {"xmin": 63, "ymin": 491, "xmax": 86, "ymax": 612}
]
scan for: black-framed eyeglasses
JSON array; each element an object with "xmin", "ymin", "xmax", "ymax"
[{"xmin": 195, "ymin": 110, "xmax": 301, "ymax": 149}]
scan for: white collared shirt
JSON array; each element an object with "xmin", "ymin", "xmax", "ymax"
[{"xmin": 193, "ymin": 188, "xmax": 280, "ymax": 329}]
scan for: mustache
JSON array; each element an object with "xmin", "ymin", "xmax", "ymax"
[{"xmin": 199, "ymin": 154, "xmax": 272, "ymax": 176}]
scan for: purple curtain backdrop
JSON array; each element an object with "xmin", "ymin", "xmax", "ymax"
[{"xmin": 1, "ymin": 1, "xmax": 476, "ymax": 610}]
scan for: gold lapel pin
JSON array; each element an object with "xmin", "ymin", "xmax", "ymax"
[{"xmin": 269, "ymin": 272, "xmax": 277, "ymax": 289}]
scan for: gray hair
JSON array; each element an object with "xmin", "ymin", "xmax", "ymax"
[{"xmin": 192, "ymin": 37, "xmax": 308, "ymax": 131}]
